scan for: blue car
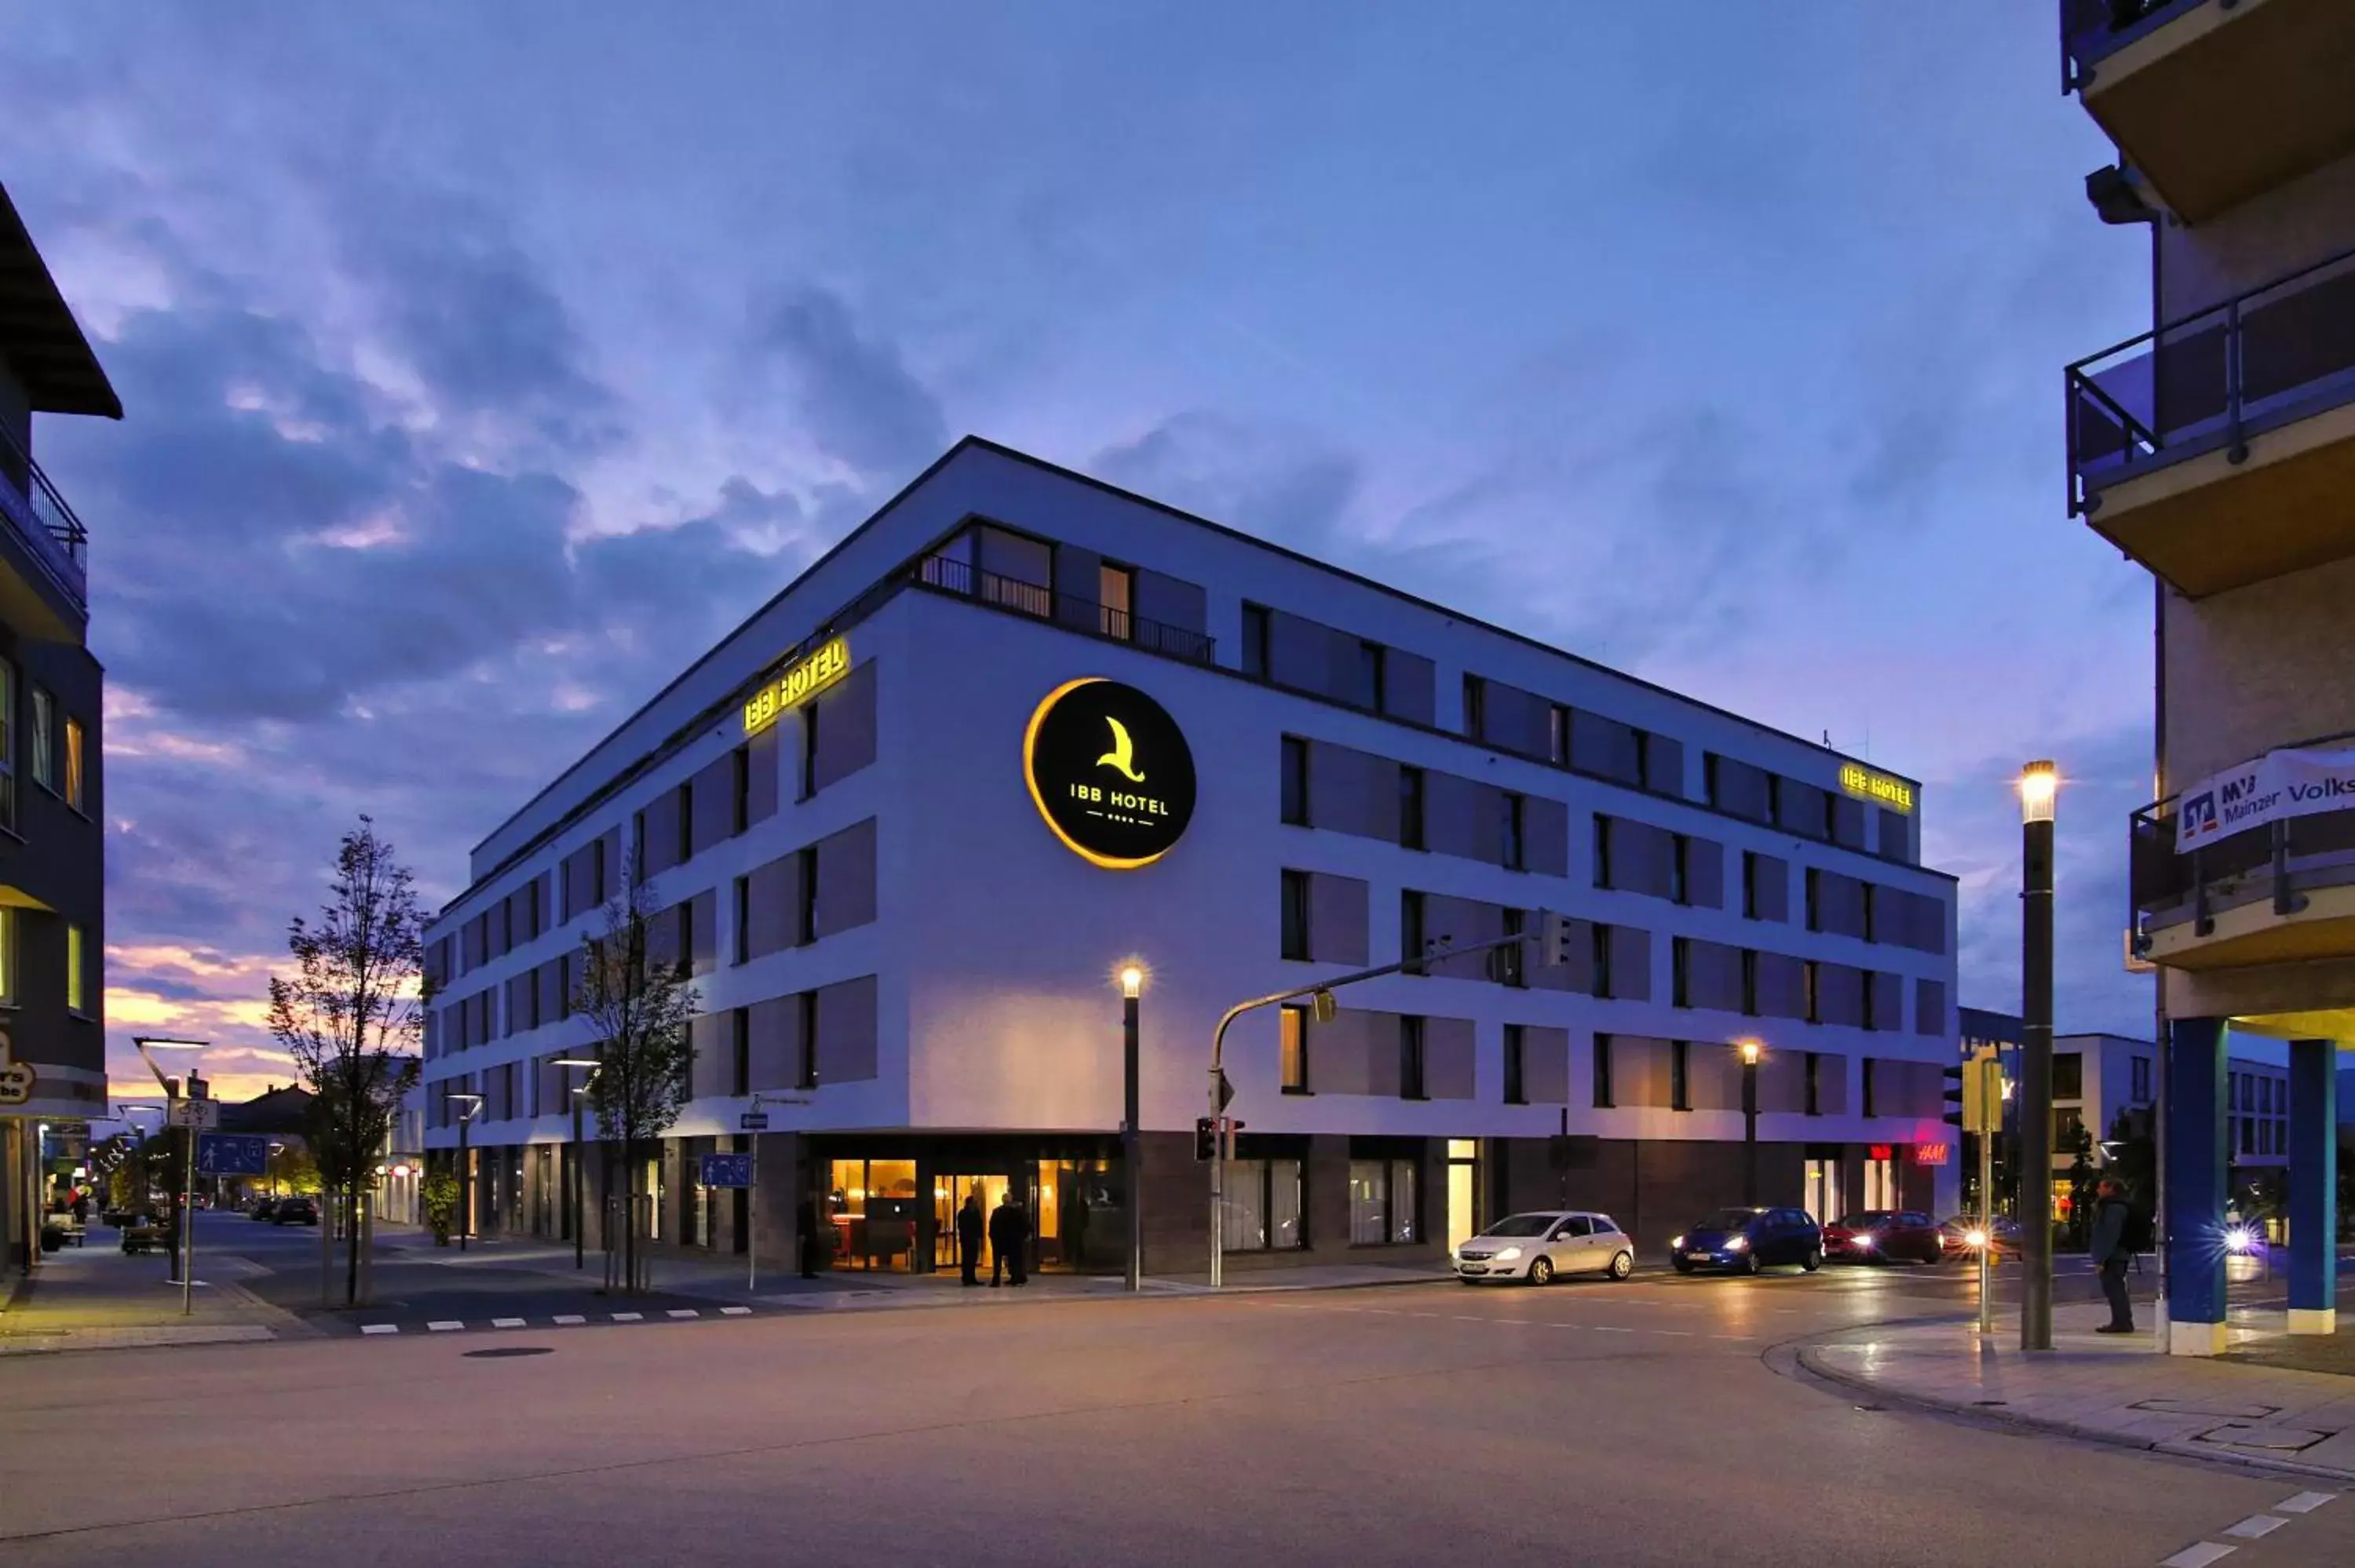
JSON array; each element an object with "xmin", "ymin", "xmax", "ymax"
[{"xmin": 1670, "ymin": 1206, "xmax": 1823, "ymax": 1275}]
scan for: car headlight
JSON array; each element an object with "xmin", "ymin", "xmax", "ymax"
[
  {"xmin": 1964, "ymin": 1229, "xmax": 1988, "ymax": 1248},
  {"xmin": 1670, "ymin": 1234, "xmax": 1685, "ymax": 1249},
  {"xmin": 1855, "ymin": 1233, "xmax": 1875, "ymax": 1249},
  {"xmin": 1723, "ymin": 1234, "xmax": 1748, "ymax": 1252},
  {"xmin": 2225, "ymin": 1227, "xmax": 2255, "ymax": 1254},
  {"xmin": 1492, "ymin": 1246, "xmax": 1523, "ymax": 1262}
]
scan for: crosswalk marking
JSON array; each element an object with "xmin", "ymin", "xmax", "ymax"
[
  {"xmin": 491, "ymin": 1317, "xmax": 527, "ymax": 1329},
  {"xmin": 428, "ymin": 1321, "xmax": 463, "ymax": 1332},
  {"xmin": 666, "ymin": 1308, "xmax": 699, "ymax": 1319},
  {"xmin": 360, "ymin": 1324, "xmax": 399, "ymax": 1335},
  {"xmin": 552, "ymin": 1314, "xmax": 587, "ymax": 1326}
]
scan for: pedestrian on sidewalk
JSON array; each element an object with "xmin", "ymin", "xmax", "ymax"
[
  {"xmin": 957, "ymin": 1191, "xmax": 984, "ymax": 1287},
  {"xmin": 2088, "ymin": 1177, "xmax": 2135, "ymax": 1334}
]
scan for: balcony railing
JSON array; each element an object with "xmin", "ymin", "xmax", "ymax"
[
  {"xmin": 2130, "ymin": 729, "xmax": 2355, "ymax": 954},
  {"xmin": 0, "ymin": 418, "xmax": 89, "ymax": 611},
  {"xmin": 2060, "ymin": 0, "xmax": 2207, "ymax": 92},
  {"xmin": 913, "ymin": 552, "xmax": 1216, "ymax": 664},
  {"xmin": 2066, "ymin": 240, "xmax": 2355, "ymax": 516}
]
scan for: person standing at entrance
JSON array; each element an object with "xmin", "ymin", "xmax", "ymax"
[
  {"xmin": 988, "ymin": 1193, "xmax": 1016, "ymax": 1286},
  {"xmin": 957, "ymin": 1191, "xmax": 985, "ymax": 1287},
  {"xmin": 2088, "ymin": 1177, "xmax": 2134, "ymax": 1334},
  {"xmin": 1002, "ymin": 1196, "xmax": 1031, "ymax": 1287}
]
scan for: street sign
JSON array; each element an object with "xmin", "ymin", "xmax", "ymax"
[
  {"xmin": 197, "ymin": 1132, "xmax": 271, "ymax": 1176},
  {"xmin": 700, "ymin": 1152, "xmax": 753, "ymax": 1189},
  {"xmin": 739, "ymin": 1110, "xmax": 770, "ymax": 1132},
  {"xmin": 0, "ymin": 1029, "xmax": 35, "ymax": 1106},
  {"xmin": 169, "ymin": 1099, "xmax": 221, "ymax": 1129}
]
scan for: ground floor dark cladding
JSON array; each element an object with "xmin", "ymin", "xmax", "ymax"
[{"xmin": 426, "ymin": 1131, "xmax": 1941, "ymax": 1274}]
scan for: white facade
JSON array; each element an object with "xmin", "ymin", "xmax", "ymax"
[{"xmin": 420, "ymin": 439, "xmax": 1964, "ymax": 1260}]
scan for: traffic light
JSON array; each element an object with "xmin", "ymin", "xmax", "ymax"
[
  {"xmin": 1196, "ymin": 1117, "xmax": 1218, "ymax": 1162},
  {"xmin": 1312, "ymin": 990, "xmax": 1337, "ymax": 1024},
  {"xmin": 1944, "ymin": 1063, "xmax": 1966, "ymax": 1129},
  {"xmin": 1963, "ymin": 1055, "xmax": 2004, "ymax": 1134},
  {"xmin": 1537, "ymin": 910, "xmax": 1567, "ymax": 968}
]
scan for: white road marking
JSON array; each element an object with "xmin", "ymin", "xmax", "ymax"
[
  {"xmin": 611, "ymin": 1311, "xmax": 644, "ymax": 1322},
  {"xmin": 1648, "ymin": 1329, "xmax": 1694, "ymax": 1336},
  {"xmin": 360, "ymin": 1324, "xmax": 398, "ymax": 1335},
  {"xmin": 491, "ymin": 1317, "xmax": 527, "ymax": 1329},
  {"xmin": 2275, "ymin": 1493, "xmax": 2336, "ymax": 1515},
  {"xmin": 552, "ymin": 1314, "xmax": 586, "ymax": 1326},
  {"xmin": 721, "ymin": 1306, "xmax": 752, "ymax": 1316},
  {"xmin": 2221, "ymin": 1517, "xmax": 2284, "ymax": 1541},
  {"xmin": 427, "ymin": 1321, "xmax": 464, "ymax": 1333},
  {"xmin": 666, "ymin": 1309, "xmax": 699, "ymax": 1319},
  {"xmin": 1589, "ymin": 1326, "xmax": 1634, "ymax": 1333},
  {"xmin": 2160, "ymin": 1544, "xmax": 2236, "ymax": 1568}
]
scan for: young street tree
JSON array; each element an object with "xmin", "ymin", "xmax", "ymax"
[
  {"xmin": 268, "ymin": 817, "xmax": 426, "ymax": 1308},
  {"xmin": 574, "ymin": 855, "xmax": 697, "ymax": 1293}
]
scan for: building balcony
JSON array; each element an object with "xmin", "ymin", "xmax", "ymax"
[
  {"xmin": 2061, "ymin": 0, "xmax": 2355, "ymax": 224},
  {"xmin": 911, "ymin": 552, "xmax": 1216, "ymax": 664},
  {"xmin": 2130, "ymin": 738, "xmax": 2355, "ymax": 973},
  {"xmin": 2065, "ymin": 242, "xmax": 2355, "ymax": 597},
  {"xmin": 0, "ymin": 418, "xmax": 89, "ymax": 637}
]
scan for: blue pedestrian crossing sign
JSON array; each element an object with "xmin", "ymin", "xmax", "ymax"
[
  {"xmin": 197, "ymin": 1132, "xmax": 272, "ymax": 1176},
  {"xmin": 700, "ymin": 1152, "xmax": 753, "ymax": 1189}
]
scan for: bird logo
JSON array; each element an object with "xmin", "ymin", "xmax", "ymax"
[{"xmin": 1096, "ymin": 716, "xmax": 1146, "ymax": 782}]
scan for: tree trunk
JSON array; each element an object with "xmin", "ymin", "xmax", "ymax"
[
  {"xmin": 345, "ymin": 1180, "xmax": 362, "ymax": 1307},
  {"xmin": 623, "ymin": 1135, "xmax": 639, "ymax": 1294}
]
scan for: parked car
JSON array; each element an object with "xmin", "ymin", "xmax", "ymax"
[
  {"xmin": 249, "ymin": 1197, "xmax": 280, "ymax": 1222},
  {"xmin": 1824, "ymin": 1209, "xmax": 1944, "ymax": 1265},
  {"xmin": 1670, "ymin": 1206, "xmax": 1822, "ymax": 1274},
  {"xmin": 1938, "ymin": 1215, "xmax": 2023, "ymax": 1263},
  {"xmin": 272, "ymin": 1196, "xmax": 319, "ymax": 1226},
  {"xmin": 1454, "ymin": 1211, "xmax": 1636, "ymax": 1285}
]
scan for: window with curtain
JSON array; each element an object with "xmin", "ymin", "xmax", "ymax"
[
  {"xmin": 1223, "ymin": 1158, "xmax": 1305, "ymax": 1252},
  {"xmin": 1349, "ymin": 1160, "xmax": 1388, "ymax": 1244}
]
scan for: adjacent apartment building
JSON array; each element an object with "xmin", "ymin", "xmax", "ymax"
[
  {"xmin": 2061, "ymin": 0, "xmax": 2355, "ymax": 1346},
  {"xmin": 0, "ymin": 185, "xmax": 115, "ymax": 1271},
  {"xmin": 421, "ymin": 437, "xmax": 1961, "ymax": 1278}
]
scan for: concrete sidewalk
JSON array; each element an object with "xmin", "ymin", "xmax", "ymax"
[
  {"xmin": 0, "ymin": 1232, "xmax": 319, "ymax": 1355},
  {"xmin": 1802, "ymin": 1296, "xmax": 2355, "ymax": 1483}
]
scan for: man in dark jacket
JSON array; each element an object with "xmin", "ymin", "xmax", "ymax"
[
  {"xmin": 957, "ymin": 1191, "xmax": 985, "ymax": 1287},
  {"xmin": 2087, "ymin": 1177, "xmax": 2135, "ymax": 1334},
  {"xmin": 988, "ymin": 1193, "xmax": 1031, "ymax": 1286}
]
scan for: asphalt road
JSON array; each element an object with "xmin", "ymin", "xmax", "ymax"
[{"xmin": 5, "ymin": 1256, "xmax": 2347, "ymax": 1566}]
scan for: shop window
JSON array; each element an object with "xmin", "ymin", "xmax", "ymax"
[
  {"xmin": 1222, "ymin": 1158, "xmax": 1305, "ymax": 1252},
  {"xmin": 1349, "ymin": 1158, "xmax": 1418, "ymax": 1245}
]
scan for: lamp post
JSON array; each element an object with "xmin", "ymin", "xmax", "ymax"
[
  {"xmin": 447, "ymin": 1092, "xmax": 484, "ymax": 1253},
  {"xmin": 552, "ymin": 1059, "xmax": 601, "ymax": 1269},
  {"xmin": 1738, "ymin": 1039, "xmax": 1762, "ymax": 1206},
  {"xmin": 2019, "ymin": 760, "xmax": 2059, "ymax": 1352},
  {"xmin": 1119, "ymin": 964, "xmax": 1146, "ymax": 1293},
  {"xmin": 132, "ymin": 1037, "xmax": 207, "ymax": 1315}
]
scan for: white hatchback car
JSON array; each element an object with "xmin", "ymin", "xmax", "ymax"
[{"xmin": 1454, "ymin": 1211, "xmax": 1635, "ymax": 1285}]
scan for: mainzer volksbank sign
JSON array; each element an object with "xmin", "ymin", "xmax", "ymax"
[
  {"xmin": 2176, "ymin": 745, "xmax": 2355, "ymax": 851},
  {"xmin": 1024, "ymin": 677, "xmax": 1197, "ymax": 870}
]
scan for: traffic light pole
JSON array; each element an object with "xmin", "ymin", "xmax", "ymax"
[{"xmin": 1205, "ymin": 921, "xmax": 1560, "ymax": 1290}]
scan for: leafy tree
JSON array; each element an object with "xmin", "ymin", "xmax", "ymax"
[
  {"xmin": 422, "ymin": 1169, "xmax": 461, "ymax": 1245},
  {"xmin": 573, "ymin": 855, "xmax": 697, "ymax": 1293},
  {"xmin": 267, "ymin": 817, "xmax": 428, "ymax": 1307}
]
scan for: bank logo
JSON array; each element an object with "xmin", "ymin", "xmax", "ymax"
[{"xmin": 1097, "ymin": 717, "xmax": 1146, "ymax": 783}]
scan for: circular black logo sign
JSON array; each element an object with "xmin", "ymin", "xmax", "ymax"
[{"xmin": 1024, "ymin": 678, "xmax": 1196, "ymax": 870}]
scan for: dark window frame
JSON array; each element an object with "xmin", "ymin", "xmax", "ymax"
[
  {"xmin": 1280, "ymin": 870, "xmax": 1313, "ymax": 962},
  {"xmin": 1241, "ymin": 602, "xmax": 1272, "ymax": 679},
  {"xmin": 1398, "ymin": 765, "xmax": 1426, "ymax": 851},
  {"xmin": 1593, "ymin": 1033, "xmax": 1615, "ymax": 1108},
  {"xmin": 1670, "ymin": 1040, "xmax": 1690, "ymax": 1111},
  {"xmin": 1400, "ymin": 1015, "xmax": 1428, "ymax": 1101},
  {"xmin": 1502, "ymin": 1023, "xmax": 1526, "ymax": 1105},
  {"xmin": 796, "ymin": 990, "xmax": 820, "ymax": 1091},
  {"xmin": 1502, "ymin": 791, "xmax": 1525, "ymax": 871},
  {"xmin": 1401, "ymin": 890, "xmax": 1427, "ymax": 974},
  {"xmin": 1462, "ymin": 673, "xmax": 1486, "ymax": 740},
  {"xmin": 1280, "ymin": 735, "xmax": 1311, "ymax": 826}
]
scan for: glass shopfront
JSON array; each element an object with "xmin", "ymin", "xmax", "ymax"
[{"xmin": 817, "ymin": 1140, "xmax": 1123, "ymax": 1275}]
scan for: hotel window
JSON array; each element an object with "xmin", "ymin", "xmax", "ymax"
[
  {"xmin": 798, "ymin": 845, "xmax": 820, "ymax": 944},
  {"xmin": 1548, "ymin": 704, "xmax": 1569, "ymax": 766},
  {"xmin": 1592, "ymin": 923, "xmax": 1614, "ymax": 999},
  {"xmin": 1462, "ymin": 673, "xmax": 1486, "ymax": 740},
  {"xmin": 796, "ymin": 990, "xmax": 819, "ymax": 1090},
  {"xmin": 2130, "ymin": 1055, "xmax": 2152, "ymax": 1105},
  {"xmin": 1356, "ymin": 640, "xmax": 1386, "ymax": 713},
  {"xmin": 1349, "ymin": 1158, "xmax": 1418, "ymax": 1244},
  {"xmin": 65, "ymin": 922, "xmax": 86, "ymax": 1015},
  {"xmin": 1224, "ymin": 1158, "xmax": 1305, "ymax": 1251},
  {"xmin": 1501, "ymin": 792, "xmax": 1525, "ymax": 870},
  {"xmin": 1802, "ymin": 960, "xmax": 1820, "ymax": 1023},
  {"xmin": 28, "ymin": 688, "xmax": 53, "ymax": 790},
  {"xmin": 1804, "ymin": 1052, "xmax": 1823, "ymax": 1116},
  {"xmin": 1503, "ymin": 1023, "xmax": 1526, "ymax": 1104},
  {"xmin": 1400, "ymin": 891, "xmax": 1427, "ymax": 973},
  {"xmin": 1860, "ymin": 884, "xmax": 1878, "ymax": 944},
  {"xmin": 1241, "ymin": 603, "xmax": 1272, "ymax": 679},
  {"xmin": 1280, "ymin": 1004, "xmax": 1310, "ymax": 1093},
  {"xmin": 1400, "ymin": 1015, "xmax": 1427, "ymax": 1100},
  {"xmin": 1592, "ymin": 815, "xmax": 1612, "ymax": 888},
  {"xmin": 1740, "ymin": 950, "xmax": 1759, "ymax": 1016},
  {"xmin": 798, "ymin": 701, "xmax": 820, "ymax": 800},
  {"xmin": 1099, "ymin": 563, "xmax": 1135, "ymax": 640},
  {"xmin": 1671, "ymin": 938, "xmax": 1690, "ymax": 1008},
  {"xmin": 1861, "ymin": 1058, "xmax": 1877, "ymax": 1118},
  {"xmin": 1670, "ymin": 1040, "xmax": 1691, "ymax": 1110},
  {"xmin": 1497, "ymin": 908, "xmax": 1526, "ymax": 986},
  {"xmin": 1742, "ymin": 852, "xmax": 1762, "ymax": 919},
  {"xmin": 732, "ymin": 875, "xmax": 750, "ymax": 965},
  {"xmin": 2054, "ymin": 1106, "xmax": 2084, "ymax": 1154},
  {"xmin": 1280, "ymin": 736, "xmax": 1310, "ymax": 826},
  {"xmin": 1398, "ymin": 765, "xmax": 1426, "ymax": 850},
  {"xmin": 2053, "ymin": 1052, "xmax": 2083, "ymax": 1101},
  {"xmin": 1280, "ymin": 870, "xmax": 1311, "ymax": 961},
  {"xmin": 1667, "ymin": 834, "xmax": 1689, "ymax": 904},
  {"xmin": 1593, "ymin": 1033, "xmax": 1615, "ymax": 1107}
]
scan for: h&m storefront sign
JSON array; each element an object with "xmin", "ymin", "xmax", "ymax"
[
  {"xmin": 743, "ymin": 636, "xmax": 849, "ymax": 737},
  {"xmin": 2175, "ymin": 745, "xmax": 2355, "ymax": 851},
  {"xmin": 1024, "ymin": 678, "xmax": 1196, "ymax": 870}
]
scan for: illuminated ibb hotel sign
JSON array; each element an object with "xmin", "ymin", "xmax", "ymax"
[
  {"xmin": 1024, "ymin": 677, "xmax": 1197, "ymax": 870},
  {"xmin": 1838, "ymin": 762, "xmax": 1915, "ymax": 815},
  {"xmin": 743, "ymin": 636, "xmax": 849, "ymax": 737}
]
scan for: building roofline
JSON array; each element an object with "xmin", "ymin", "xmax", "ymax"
[
  {"xmin": 0, "ymin": 184, "xmax": 122, "ymax": 420},
  {"xmin": 471, "ymin": 433, "xmax": 1923, "ymax": 863}
]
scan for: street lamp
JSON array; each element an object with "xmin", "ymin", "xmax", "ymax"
[
  {"xmin": 1118, "ymin": 962, "xmax": 1147, "ymax": 1293},
  {"xmin": 446, "ymin": 1092, "xmax": 484, "ymax": 1252},
  {"xmin": 2018, "ymin": 759, "xmax": 2058, "ymax": 1352},
  {"xmin": 551, "ymin": 1059, "xmax": 601, "ymax": 1269},
  {"xmin": 133, "ymin": 1037, "xmax": 207, "ymax": 1314},
  {"xmin": 1736, "ymin": 1038, "xmax": 1763, "ymax": 1206}
]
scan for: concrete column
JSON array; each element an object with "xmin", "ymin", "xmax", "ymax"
[
  {"xmin": 2287, "ymin": 1038, "xmax": 2339, "ymax": 1336},
  {"xmin": 2166, "ymin": 1016, "xmax": 2229, "ymax": 1356}
]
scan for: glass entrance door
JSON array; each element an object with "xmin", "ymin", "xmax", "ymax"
[
  {"xmin": 933, "ymin": 1172, "xmax": 1013, "ymax": 1271},
  {"xmin": 1445, "ymin": 1139, "xmax": 1479, "ymax": 1253},
  {"xmin": 1803, "ymin": 1158, "xmax": 1840, "ymax": 1225}
]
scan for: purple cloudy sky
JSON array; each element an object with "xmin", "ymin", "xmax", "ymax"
[{"xmin": 0, "ymin": 5, "xmax": 2160, "ymax": 1101}]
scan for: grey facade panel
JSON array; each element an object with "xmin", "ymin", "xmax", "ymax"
[
  {"xmin": 1748, "ymin": 852, "xmax": 1791, "ymax": 923},
  {"xmin": 1133, "ymin": 567, "xmax": 1207, "ymax": 636},
  {"xmin": 1754, "ymin": 951, "xmax": 1808, "ymax": 1020},
  {"xmin": 1685, "ymin": 836, "xmax": 1726, "ymax": 910},
  {"xmin": 1424, "ymin": 1016, "xmax": 1477, "ymax": 1100},
  {"xmin": 1571, "ymin": 710, "xmax": 1643, "ymax": 786},
  {"xmin": 1521, "ymin": 1025, "xmax": 1571, "ymax": 1103},
  {"xmin": 1524, "ymin": 793, "xmax": 1570, "ymax": 879},
  {"xmin": 810, "ymin": 658, "xmax": 878, "ymax": 794},
  {"xmin": 815, "ymin": 817, "xmax": 879, "ymax": 938},
  {"xmin": 1306, "ymin": 740, "xmax": 1394, "ymax": 842},
  {"xmin": 746, "ymin": 996, "xmax": 799, "ymax": 1091},
  {"xmin": 1269, "ymin": 610, "xmax": 1336, "ymax": 699},
  {"xmin": 689, "ymin": 753, "xmax": 738, "ymax": 857},
  {"xmin": 1311, "ymin": 1008, "xmax": 1377, "ymax": 1096},
  {"xmin": 1424, "ymin": 769, "xmax": 1484, "ymax": 861},
  {"xmin": 743, "ymin": 851, "xmax": 801, "ymax": 961},
  {"xmin": 743, "ymin": 727, "xmax": 780, "ymax": 827},
  {"xmin": 1608, "ymin": 924, "xmax": 1652, "ymax": 1002},
  {"xmin": 1384, "ymin": 648, "xmax": 1437, "ymax": 725},
  {"xmin": 1309, "ymin": 871, "xmax": 1371, "ymax": 965},
  {"xmin": 1481, "ymin": 679, "xmax": 1552, "ymax": 758},
  {"xmin": 689, "ymin": 1012, "xmax": 733, "ymax": 1099},
  {"xmin": 815, "ymin": 974, "xmax": 878, "ymax": 1085}
]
